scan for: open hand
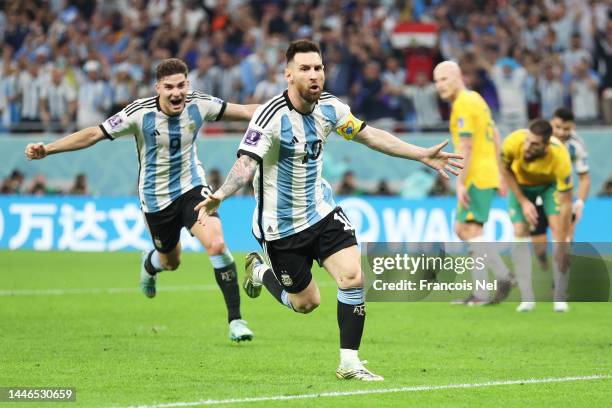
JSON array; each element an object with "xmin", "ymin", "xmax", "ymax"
[
  {"xmin": 194, "ymin": 192, "xmax": 223, "ymax": 226},
  {"xmin": 420, "ymin": 140, "xmax": 464, "ymax": 179}
]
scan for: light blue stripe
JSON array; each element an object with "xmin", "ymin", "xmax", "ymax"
[
  {"xmin": 337, "ymin": 288, "xmax": 364, "ymax": 305},
  {"xmin": 320, "ymin": 105, "xmax": 337, "ymax": 127},
  {"xmin": 302, "ymin": 114, "xmax": 321, "ymax": 226},
  {"xmin": 210, "ymin": 250, "xmax": 235, "ymax": 269},
  {"xmin": 187, "ymin": 104, "xmax": 204, "ymax": 187},
  {"xmin": 277, "ymin": 115, "xmax": 295, "ymax": 237},
  {"xmin": 142, "ymin": 112, "xmax": 159, "ymax": 212},
  {"xmin": 321, "ymin": 179, "xmax": 336, "ymax": 207},
  {"xmin": 168, "ymin": 116, "xmax": 183, "ymax": 201}
]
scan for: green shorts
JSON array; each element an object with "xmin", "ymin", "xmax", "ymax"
[
  {"xmin": 456, "ymin": 185, "xmax": 496, "ymax": 224},
  {"xmin": 508, "ymin": 183, "xmax": 559, "ymax": 223}
]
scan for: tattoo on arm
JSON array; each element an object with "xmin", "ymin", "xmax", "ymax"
[{"xmin": 218, "ymin": 155, "xmax": 258, "ymax": 198}]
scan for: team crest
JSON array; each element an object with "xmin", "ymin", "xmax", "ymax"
[
  {"xmin": 280, "ymin": 273, "xmax": 293, "ymax": 287},
  {"xmin": 153, "ymin": 237, "xmax": 163, "ymax": 248},
  {"xmin": 188, "ymin": 120, "xmax": 196, "ymax": 133}
]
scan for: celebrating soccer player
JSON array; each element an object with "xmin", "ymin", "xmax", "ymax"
[
  {"xmin": 25, "ymin": 58, "xmax": 258, "ymax": 342},
  {"xmin": 500, "ymin": 119, "xmax": 573, "ymax": 313},
  {"xmin": 195, "ymin": 40, "xmax": 463, "ymax": 381},
  {"xmin": 433, "ymin": 61, "xmax": 513, "ymax": 305}
]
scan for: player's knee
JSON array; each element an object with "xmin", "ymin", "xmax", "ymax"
[
  {"xmin": 293, "ymin": 295, "xmax": 320, "ymax": 314},
  {"xmin": 337, "ymin": 270, "xmax": 362, "ymax": 289},
  {"xmin": 206, "ymin": 237, "xmax": 226, "ymax": 255},
  {"xmin": 162, "ymin": 257, "xmax": 180, "ymax": 271}
]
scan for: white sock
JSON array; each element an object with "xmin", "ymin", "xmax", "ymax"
[
  {"xmin": 150, "ymin": 250, "xmax": 164, "ymax": 272},
  {"xmin": 552, "ymin": 243, "xmax": 570, "ymax": 301},
  {"xmin": 468, "ymin": 236, "xmax": 489, "ymax": 300},
  {"xmin": 340, "ymin": 348, "xmax": 360, "ymax": 368},
  {"xmin": 512, "ymin": 238, "xmax": 534, "ymax": 302}
]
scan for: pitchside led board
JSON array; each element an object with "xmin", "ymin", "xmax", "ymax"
[{"xmin": 1, "ymin": 195, "xmax": 611, "ymax": 301}]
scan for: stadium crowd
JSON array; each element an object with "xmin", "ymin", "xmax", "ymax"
[{"xmin": 0, "ymin": 0, "xmax": 612, "ymax": 133}]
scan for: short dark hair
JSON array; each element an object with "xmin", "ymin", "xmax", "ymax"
[
  {"xmin": 529, "ymin": 119, "xmax": 553, "ymax": 143},
  {"xmin": 156, "ymin": 58, "xmax": 188, "ymax": 81},
  {"xmin": 286, "ymin": 39, "xmax": 321, "ymax": 64},
  {"xmin": 553, "ymin": 107, "xmax": 575, "ymax": 122}
]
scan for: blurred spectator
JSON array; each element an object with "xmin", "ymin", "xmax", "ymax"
[
  {"xmin": 570, "ymin": 58, "xmax": 600, "ymax": 121},
  {"xmin": 563, "ymin": 32, "xmax": 591, "ymax": 73},
  {"xmin": 207, "ymin": 168, "xmax": 223, "ymax": 192},
  {"xmin": 487, "ymin": 57, "xmax": 528, "ymax": 130},
  {"xmin": 188, "ymin": 54, "xmax": 221, "ymax": 96},
  {"xmin": 336, "ymin": 171, "xmax": 366, "ymax": 196},
  {"xmin": 77, "ymin": 60, "xmax": 111, "ymax": 129},
  {"xmin": 538, "ymin": 63, "xmax": 565, "ymax": 120},
  {"xmin": 216, "ymin": 51, "xmax": 242, "ymax": 103},
  {"xmin": 110, "ymin": 63, "xmax": 136, "ymax": 114},
  {"xmin": 599, "ymin": 175, "xmax": 612, "ymax": 196},
  {"xmin": 352, "ymin": 61, "xmax": 396, "ymax": 121},
  {"xmin": 382, "ymin": 56, "xmax": 407, "ymax": 119},
  {"xmin": 372, "ymin": 179, "xmax": 395, "ymax": 196},
  {"xmin": 401, "ymin": 71, "xmax": 442, "ymax": 129},
  {"xmin": 40, "ymin": 66, "xmax": 77, "ymax": 133},
  {"xmin": 14, "ymin": 59, "xmax": 44, "ymax": 131},
  {"xmin": 0, "ymin": 169, "xmax": 25, "ymax": 194},
  {"xmin": 250, "ymin": 66, "xmax": 284, "ymax": 104},
  {"xmin": 69, "ymin": 173, "xmax": 89, "ymax": 195},
  {"xmin": 27, "ymin": 174, "xmax": 55, "ymax": 196},
  {"xmin": 429, "ymin": 174, "xmax": 453, "ymax": 196}
]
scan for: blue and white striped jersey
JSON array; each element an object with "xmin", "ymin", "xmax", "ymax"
[
  {"xmin": 100, "ymin": 91, "xmax": 226, "ymax": 213},
  {"xmin": 565, "ymin": 131, "xmax": 589, "ymax": 175},
  {"xmin": 238, "ymin": 91, "xmax": 365, "ymax": 241}
]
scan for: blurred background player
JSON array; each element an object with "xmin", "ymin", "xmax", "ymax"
[
  {"xmin": 433, "ymin": 61, "xmax": 512, "ymax": 305},
  {"xmin": 531, "ymin": 108, "xmax": 590, "ymax": 267},
  {"xmin": 25, "ymin": 58, "xmax": 258, "ymax": 342},
  {"xmin": 196, "ymin": 40, "xmax": 462, "ymax": 381},
  {"xmin": 501, "ymin": 120, "xmax": 573, "ymax": 313}
]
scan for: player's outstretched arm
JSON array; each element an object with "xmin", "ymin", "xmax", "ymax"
[
  {"xmin": 353, "ymin": 126, "xmax": 463, "ymax": 179},
  {"xmin": 24, "ymin": 126, "xmax": 106, "ymax": 160},
  {"xmin": 222, "ymin": 103, "xmax": 260, "ymax": 121},
  {"xmin": 194, "ymin": 154, "xmax": 258, "ymax": 223}
]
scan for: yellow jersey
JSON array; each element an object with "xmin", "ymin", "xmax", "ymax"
[
  {"xmin": 449, "ymin": 89, "xmax": 499, "ymax": 189},
  {"xmin": 501, "ymin": 129, "xmax": 573, "ymax": 192}
]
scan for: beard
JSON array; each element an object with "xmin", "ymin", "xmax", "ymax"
[{"xmin": 298, "ymin": 83, "xmax": 322, "ymax": 103}]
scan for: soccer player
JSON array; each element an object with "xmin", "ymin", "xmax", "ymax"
[
  {"xmin": 433, "ymin": 61, "xmax": 513, "ymax": 305},
  {"xmin": 194, "ymin": 40, "xmax": 463, "ymax": 381},
  {"xmin": 25, "ymin": 58, "xmax": 257, "ymax": 342},
  {"xmin": 501, "ymin": 119, "xmax": 573, "ymax": 313},
  {"xmin": 531, "ymin": 108, "xmax": 590, "ymax": 266}
]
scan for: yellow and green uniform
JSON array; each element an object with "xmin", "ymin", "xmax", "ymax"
[
  {"xmin": 450, "ymin": 89, "xmax": 499, "ymax": 223},
  {"xmin": 501, "ymin": 129, "xmax": 573, "ymax": 223}
]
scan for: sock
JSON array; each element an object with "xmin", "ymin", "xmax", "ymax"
[
  {"xmin": 512, "ymin": 238, "xmax": 534, "ymax": 302},
  {"xmin": 552, "ymin": 242, "xmax": 570, "ymax": 301},
  {"xmin": 211, "ymin": 249, "xmax": 241, "ymax": 323},
  {"xmin": 337, "ymin": 288, "xmax": 365, "ymax": 351},
  {"xmin": 144, "ymin": 250, "xmax": 164, "ymax": 275},
  {"xmin": 339, "ymin": 348, "xmax": 360, "ymax": 369},
  {"xmin": 261, "ymin": 268, "xmax": 294, "ymax": 310},
  {"xmin": 467, "ymin": 236, "xmax": 489, "ymax": 301}
]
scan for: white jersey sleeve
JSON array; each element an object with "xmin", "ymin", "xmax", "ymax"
[
  {"xmin": 237, "ymin": 104, "xmax": 275, "ymax": 161},
  {"xmin": 100, "ymin": 107, "xmax": 139, "ymax": 140},
  {"xmin": 568, "ymin": 132, "xmax": 589, "ymax": 174},
  {"xmin": 190, "ymin": 91, "xmax": 226, "ymax": 122}
]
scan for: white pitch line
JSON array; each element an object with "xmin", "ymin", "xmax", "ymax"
[
  {"xmin": 0, "ymin": 281, "xmax": 339, "ymax": 297},
  {"xmin": 122, "ymin": 375, "xmax": 611, "ymax": 408},
  {"xmin": 0, "ymin": 284, "xmax": 219, "ymax": 296}
]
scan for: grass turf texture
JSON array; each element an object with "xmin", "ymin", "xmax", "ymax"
[{"xmin": 1, "ymin": 250, "xmax": 611, "ymax": 407}]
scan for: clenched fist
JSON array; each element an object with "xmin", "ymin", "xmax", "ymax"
[{"xmin": 25, "ymin": 143, "xmax": 47, "ymax": 160}]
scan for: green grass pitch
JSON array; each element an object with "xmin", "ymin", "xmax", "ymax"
[{"xmin": 1, "ymin": 250, "xmax": 611, "ymax": 407}]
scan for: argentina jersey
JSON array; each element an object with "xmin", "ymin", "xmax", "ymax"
[
  {"xmin": 566, "ymin": 131, "xmax": 589, "ymax": 175},
  {"xmin": 100, "ymin": 91, "xmax": 226, "ymax": 213},
  {"xmin": 238, "ymin": 90, "xmax": 366, "ymax": 241}
]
